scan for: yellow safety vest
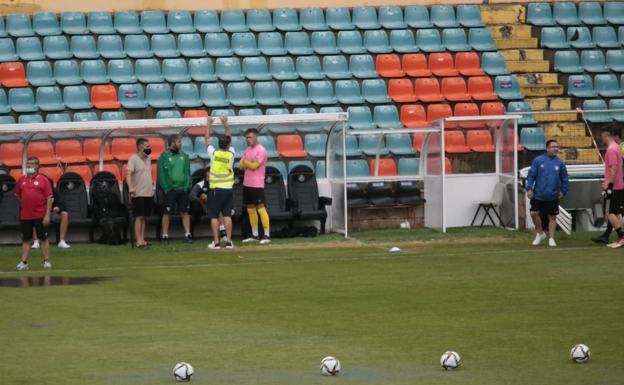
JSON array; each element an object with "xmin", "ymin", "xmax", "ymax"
[{"xmin": 209, "ymin": 149, "xmax": 234, "ymax": 189}]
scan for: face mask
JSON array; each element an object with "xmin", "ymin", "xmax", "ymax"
[
  {"xmin": 143, "ymin": 148, "xmax": 152, "ymax": 156},
  {"xmin": 26, "ymin": 167, "xmax": 36, "ymax": 175}
]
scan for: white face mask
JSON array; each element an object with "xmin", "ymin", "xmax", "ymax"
[{"xmin": 26, "ymin": 167, "xmax": 36, "ymax": 175}]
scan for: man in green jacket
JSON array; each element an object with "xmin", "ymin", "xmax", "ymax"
[{"xmin": 157, "ymin": 135, "xmax": 192, "ymax": 243}]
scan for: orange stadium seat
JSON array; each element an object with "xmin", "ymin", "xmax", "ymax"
[
  {"xmin": 467, "ymin": 130, "xmax": 495, "ymax": 152},
  {"xmin": 402, "ymin": 53, "xmax": 431, "ymax": 77},
  {"xmin": 147, "ymin": 137, "xmax": 166, "ymax": 159},
  {"xmin": 412, "ymin": 132, "xmax": 425, "ymax": 152},
  {"xmin": 455, "ymin": 52, "xmax": 484, "ymax": 76},
  {"xmin": 480, "ymin": 101, "xmax": 505, "ymax": 127},
  {"xmin": 375, "ymin": 54, "xmax": 405, "ymax": 78},
  {"xmin": 111, "ymin": 138, "xmax": 136, "ymax": 161},
  {"xmin": 101, "ymin": 163, "xmax": 122, "ymax": 182},
  {"xmin": 444, "ymin": 131, "xmax": 470, "ymax": 154},
  {"xmin": 441, "ymin": 77, "xmax": 471, "ymax": 101},
  {"xmin": 0, "ymin": 142, "xmax": 25, "ymax": 167},
  {"xmin": 0, "ymin": 62, "xmax": 29, "ymax": 87},
  {"xmin": 184, "ymin": 109, "xmax": 209, "ymax": 135},
  {"xmin": 427, "ymin": 103, "xmax": 455, "ymax": 128},
  {"xmin": 276, "ymin": 134, "xmax": 307, "ymax": 157},
  {"xmin": 400, "ymin": 104, "xmax": 428, "ymax": 128},
  {"xmin": 445, "ymin": 157, "xmax": 452, "ymax": 174},
  {"xmin": 454, "ymin": 102, "xmax": 484, "ymax": 129},
  {"xmin": 84, "ymin": 138, "xmax": 113, "ymax": 162},
  {"xmin": 55, "ymin": 140, "xmax": 86, "ymax": 163},
  {"xmin": 66, "ymin": 165, "xmax": 94, "ymax": 185},
  {"xmin": 414, "ymin": 77, "xmax": 444, "ymax": 102},
  {"xmin": 468, "ymin": 76, "xmax": 497, "ymax": 101},
  {"xmin": 91, "ymin": 85, "xmax": 120, "ymax": 109},
  {"xmin": 28, "ymin": 141, "xmax": 58, "ymax": 164},
  {"xmin": 39, "ymin": 166, "xmax": 63, "ymax": 184},
  {"xmin": 370, "ymin": 158, "xmax": 397, "ymax": 176},
  {"xmin": 388, "ymin": 78, "xmax": 417, "ymax": 102},
  {"xmin": 429, "ymin": 52, "xmax": 458, "ymax": 77},
  {"xmin": 9, "ymin": 168, "xmax": 22, "ymax": 181}
]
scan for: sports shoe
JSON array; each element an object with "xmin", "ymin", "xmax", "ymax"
[
  {"xmin": 207, "ymin": 241, "xmax": 221, "ymax": 250},
  {"xmin": 242, "ymin": 236, "xmax": 259, "ymax": 243},
  {"xmin": 225, "ymin": 241, "xmax": 234, "ymax": 249},
  {"xmin": 591, "ymin": 235, "xmax": 609, "ymax": 244},
  {"xmin": 220, "ymin": 229, "xmax": 227, "ymax": 242},
  {"xmin": 16, "ymin": 261, "xmax": 29, "ymax": 271},
  {"xmin": 43, "ymin": 260, "xmax": 52, "ymax": 269},
  {"xmin": 260, "ymin": 235, "xmax": 271, "ymax": 245},
  {"xmin": 531, "ymin": 232, "xmax": 546, "ymax": 246},
  {"xmin": 185, "ymin": 234, "xmax": 194, "ymax": 244},
  {"xmin": 31, "ymin": 240, "xmax": 40, "ymax": 249},
  {"xmin": 610, "ymin": 236, "xmax": 624, "ymax": 248},
  {"xmin": 548, "ymin": 238, "xmax": 557, "ymax": 247},
  {"xmin": 57, "ymin": 240, "xmax": 71, "ymax": 249},
  {"xmin": 160, "ymin": 235, "xmax": 169, "ymax": 244}
]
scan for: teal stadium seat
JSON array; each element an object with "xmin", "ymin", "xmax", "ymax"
[
  {"xmin": 0, "ymin": 89, "xmax": 10, "ymax": 113},
  {"xmin": 553, "ymin": 2, "xmax": 581, "ymax": 25},
  {"xmin": 216, "ymin": 57, "xmax": 244, "ymax": 81},
  {"xmin": 174, "ymin": 83, "xmax": 202, "ymax": 107},
  {"xmin": 16, "ymin": 37, "xmax": 45, "ymax": 60},
  {"xmin": 167, "ymin": 11, "xmax": 194, "ymax": 33},
  {"xmin": 46, "ymin": 113, "xmax": 71, "ymax": 122},
  {"xmin": 124, "ymin": 35, "xmax": 153, "ymax": 59},
  {"xmin": 152, "ymin": 34, "xmax": 179, "ymax": 58},
  {"xmin": 64, "ymin": 85, "xmax": 92, "ymax": 109},
  {"xmin": 273, "ymin": 8, "xmax": 301, "ymax": 31},
  {"xmin": 506, "ymin": 101, "xmax": 537, "ymax": 125},
  {"xmin": 141, "ymin": 10, "xmax": 167, "ymax": 34},
  {"xmin": 7, "ymin": 13, "xmax": 34, "ymax": 37},
  {"xmin": 43, "ymin": 35, "xmax": 71, "ymax": 59},
  {"xmin": 118, "ymin": 84, "xmax": 147, "ymax": 108},
  {"xmin": 359, "ymin": 134, "xmax": 389, "ymax": 156},
  {"xmin": 227, "ymin": 82, "xmax": 256, "ymax": 106},
  {"xmin": 9, "ymin": 88, "xmax": 37, "ymax": 112},
  {"xmin": 347, "ymin": 105, "xmax": 375, "ymax": 130},
  {"xmin": 109, "ymin": 59, "xmax": 136, "ymax": 83},
  {"xmin": 205, "ymin": 33, "xmax": 233, "ymax": 56},
  {"xmin": 281, "ymin": 81, "xmax": 310, "ymax": 105},
  {"xmin": 267, "ymin": 162, "xmax": 287, "ymax": 179},
  {"xmin": 70, "ymin": 35, "xmax": 98, "ymax": 59},
  {"xmin": 350, "ymin": 54, "xmax": 377, "ymax": 78},
  {"xmin": 308, "ymin": 80, "xmax": 337, "ymax": 104},
  {"xmin": 605, "ymin": 3, "xmax": 624, "ymax": 25},
  {"xmin": 457, "ymin": 5, "xmax": 484, "ymax": 27},
  {"xmin": 335, "ymin": 136, "xmax": 362, "ymax": 157},
  {"xmin": 146, "ymin": 83, "xmax": 174, "ymax": 108},
  {"xmin": 494, "ymin": 75, "xmax": 523, "ymax": 100},
  {"xmin": 231, "ymin": 32, "xmax": 260, "ymax": 56},
  {"xmin": 609, "ymin": 99, "xmax": 624, "ymax": 122},
  {"xmin": 363, "ymin": 79, "xmax": 391, "ymax": 103},
  {"xmin": 379, "ymin": 6, "xmax": 406, "ymax": 29},
  {"xmin": 254, "ymin": 81, "xmax": 283, "ymax": 106},
  {"xmin": 27, "ymin": 61, "xmax": 55, "ymax": 86},
  {"xmin": 296, "ymin": 56, "xmax": 324, "ymax": 80},
  {"xmin": 593, "ymin": 26, "xmax": 619, "ymax": 48},
  {"xmin": 243, "ymin": 56, "xmax": 271, "ymax": 81},
  {"xmin": 581, "ymin": 50, "xmax": 608, "ymax": 73},
  {"xmin": 0, "ymin": 39, "xmax": 17, "ymax": 61},
  {"xmin": 315, "ymin": 160, "xmax": 326, "ymax": 178},
  {"xmin": 88, "ymin": 12, "xmax": 115, "ymax": 34},
  {"xmin": 323, "ymin": 55, "xmax": 351, "ymax": 79},
  {"xmin": 595, "ymin": 74, "xmax": 624, "ymax": 97},
  {"xmin": 98, "ymin": 35, "xmax": 125, "ymax": 59},
  {"xmin": 554, "ymin": 51, "xmax": 582, "ymax": 73},
  {"xmin": 238, "ymin": 108, "xmax": 263, "ymax": 116},
  {"xmin": 431, "ymin": 5, "xmax": 459, "ymax": 28},
  {"xmin": 135, "ymin": 58, "xmax": 163, "ymax": 83},
  {"xmin": 578, "ymin": 2, "xmax": 605, "ymax": 25},
  {"xmin": 337, "ymin": 30, "xmax": 365, "ymax": 54},
  {"xmin": 405, "ymin": 5, "xmax": 432, "ymax": 28},
  {"xmin": 259, "ymin": 136, "xmax": 279, "ymax": 157},
  {"xmin": 0, "ymin": 16, "xmax": 6, "ymax": 38},
  {"xmin": 220, "ymin": 10, "xmax": 248, "ymax": 33},
  {"xmin": 155, "ymin": 110, "xmax": 181, "ymax": 119},
  {"xmin": 288, "ymin": 161, "xmax": 314, "ymax": 174},
  {"xmin": 520, "ymin": 127, "xmax": 546, "ymax": 151},
  {"xmin": 387, "ymin": 133, "xmax": 416, "ymax": 155},
  {"xmin": 442, "ymin": 28, "xmax": 471, "ymax": 52},
  {"xmin": 247, "ymin": 9, "xmax": 274, "ymax": 32},
  {"xmin": 481, "ymin": 52, "xmax": 510, "ymax": 75},
  {"xmin": 540, "ymin": 27, "xmax": 569, "ymax": 49},
  {"xmin": 258, "ymin": 32, "xmax": 286, "ymax": 55},
  {"xmin": 417, "ymin": 29, "xmax": 444, "ymax": 52},
  {"xmin": 33, "ymin": 12, "xmax": 61, "ymax": 36},
  {"xmin": 194, "ymin": 10, "xmax": 221, "ymax": 33},
  {"xmin": 230, "ymin": 136, "xmax": 247, "ymax": 157},
  {"xmin": 527, "ymin": 3, "xmax": 555, "ymax": 26},
  {"xmin": 61, "ymin": 12, "xmax": 88, "ymax": 34},
  {"xmin": 178, "ymin": 33, "xmax": 205, "ymax": 57},
  {"xmin": 390, "ymin": 29, "xmax": 418, "ymax": 53},
  {"xmin": 353, "ymin": 7, "xmax": 380, "ymax": 30},
  {"xmin": 582, "ymin": 99, "xmax": 611, "ymax": 123},
  {"xmin": 101, "ymin": 111, "xmax": 126, "ymax": 120},
  {"xmin": 163, "ymin": 58, "xmax": 191, "ymax": 83},
  {"xmin": 374, "ymin": 104, "xmax": 402, "ymax": 128},
  {"xmin": 189, "ymin": 58, "xmax": 217, "ymax": 81},
  {"xmin": 19, "ymin": 114, "xmax": 44, "ymax": 123},
  {"xmin": 0, "ymin": 116, "xmax": 15, "ymax": 124},
  {"xmin": 285, "ymin": 31, "xmax": 313, "ymax": 55},
  {"xmin": 54, "ymin": 60, "xmax": 81, "ymax": 85},
  {"xmin": 312, "ymin": 31, "xmax": 339, "ymax": 55},
  {"xmin": 200, "ymin": 83, "xmax": 229, "ymax": 107},
  {"xmin": 326, "ymin": 7, "xmax": 354, "ymax": 30},
  {"xmin": 335, "ymin": 80, "xmax": 363, "ymax": 104},
  {"xmin": 181, "ymin": 137, "xmax": 196, "ymax": 160},
  {"xmin": 114, "ymin": 11, "xmax": 141, "ymax": 34},
  {"xmin": 270, "ymin": 56, "xmax": 298, "ymax": 80},
  {"xmin": 398, "ymin": 157, "xmax": 420, "ymax": 176},
  {"xmin": 304, "ymin": 134, "xmax": 328, "ymax": 157},
  {"xmin": 300, "ymin": 8, "xmax": 327, "ymax": 31},
  {"xmin": 36, "ymin": 86, "xmax": 64, "ymax": 111},
  {"xmin": 620, "ymin": 27, "xmax": 624, "ymax": 45},
  {"xmin": 364, "ymin": 30, "xmax": 392, "ymax": 53},
  {"xmin": 607, "ymin": 50, "xmax": 624, "ymax": 72},
  {"xmin": 194, "ymin": 137, "xmax": 209, "ymax": 160},
  {"xmin": 469, "ymin": 27, "xmax": 496, "ymax": 51},
  {"xmin": 567, "ymin": 27, "xmax": 595, "ymax": 49},
  {"xmin": 73, "ymin": 112, "xmax": 98, "ymax": 121},
  {"xmin": 346, "ymin": 159, "xmax": 369, "ymax": 177}
]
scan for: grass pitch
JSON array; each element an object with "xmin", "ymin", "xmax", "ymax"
[{"xmin": 0, "ymin": 228, "xmax": 623, "ymax": 385}]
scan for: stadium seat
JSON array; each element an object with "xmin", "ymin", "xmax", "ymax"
[
  {"xmin": 467, "ymin": 130, "xmax": 495, "ymax": 152},
  {"xmin": 582, "ymin": 99, "xmax": 612, "ymax": 123},
  {"xmin": 19, "ymin": 114, "xmax": 44, "ymax": 124},
  {"xmin": 364, "ymin": 30, "xmax": 392, "ymax": 53},
  {"xmin": 405, "ymin": 5, "xmax": 432, "ymax": 28},
  {"xmin": 387, "ymin": 133, "xmax": 416, "ymax": 155},
  {"xmin": 469, "ymin": 28, "xmax": 496, "ymax": 51},
  {"xmin": 146, "ymin": 83, "xmax": 174, "ymax": 108},
  {"xmin": 9, "ymin": 88, "xmax": 37, "ymax": 112},
  {"xmin": 362, "ymin": 78, "xmax": 391, "ymax": 103},
  {"xmin": 194, "ymin": 10, "xmax": 221, "ymax": 33},
  {"xmin": 520, "ymin": 127, "xmax": 546, "ymax": 151},
  {"xmin": 455, "ymin": 52, "xmax": 484, "ymax": 76},
  {"xmin": 28, "ymin": 141, "xmax": 58, "ymax": 164},
  {"xmin": 605, "ymin": 3, "xmax": 624, "ymax": 25},
  {"xmin": 609, "ymin": 99, "xmax": 624, "ymax": 122},
  {"xmin": 135, "ymin": 58, "xmax": 163, "ymax": 83},
  {"xmin": 494, "ymin": 75, "xmax": 523, "ymax": 100},
  {"xmin": 155, "ymin": 110, "xmax": 181, "ymax": 119},
  {"xmin": 444, "ymin": 131, "xmax": 470, "ymax": 154},
  {"xmin": 189, "ymin": 58, "xmax": 217, "ymax": 82},
  {"xmin": 0, "ymin": 116, "xmax": 15, "ymax": 124},
  {"xmin": 282, "ymin": 81, "xmax": 310, "ymax": 105},
  {"xmin": 0, "ymin": 89, "xmax": 10, "ymax": 113},
  {"xmin": 457, "ymin": 4, "xmax": 484, "ymax": 27},
  {"xmin": 152, "ymin": 34, "xmax": 180, "ymax": 58},
  {"xmin": 294, "ymin": 56, "xmax": 322, "ymax": 80},
  {"xmin": 335, "ymin": 80, "xmax": 363, "ymax": 104},
  {"xmin": 311, "ymin": 31, "xmax": 338, "ymax": 55},
  {"xmin": 309, "ymin": 80, "xmax": 337, "ymax": 105},
  {"xmin": 100, "ymin": 111, "xmax": 126, "ymax": 121},
  {"xmin": 540, "ymin": 27, "xmax": 569, "ymax": 49},
  {"xmin": 72, "ymin": 112, "xmax": 97, "ymax": 122},
  {"xmin": 39, "ymin": 167, "xmax": 63, "ymax": 184},
  {"xmin": 255, "ymin": 81, "xmax": 283, "ymax": 105},
  {"xmin": 581, "ymin": 50, "xmax": 608, "ymax": 72},
  {"xmin": 98, "ymin": 35, "xmax": 125, "ymax": 59},
  {"xmin": 481, "ymin": 52, "xmax": 509, "ymax": 75},
  {"xmin": 266, "ymin": 162, "xmax": 288, "ymax": 180},
  {"xmin": 345, "ymin": 159, "xmax": 368, "ymax": 177},
  {"xmin": 350, "ymin": 54, "xmax": 377, "ymax": 79},
  {"xmin": 215, "ymin": 57, "xmax": 244, "ymax": 81},
  {"xmin": 374, "ymin": 104, "xmax": 401, "ymax": 128},
  {"xmin": 403, "ymin": 53, "xmax": 431, "ymax": 77},
  {"xmin": 442, "ymin": 28, "xmax": 471, "ymax": 52},
  {"xmin": 370, "ymin": 158, "xmax": 398, "ymax": 177},
  {"xmin": 595, "ymin": 74, "xmax": 624, "ymax": 97},
  {"xmin": 0, "ymin": 142, "xmax": 24, "ymax": 166},
  {"xmin": 220, "ymin": 10, "xmax": 248, "ymax": 32},
  {"xmin": 64, "ymin": 85, "xmax": 92, "ymax": 109},
  {"xmin": 83, "ymin": 138, "xmax": 112, "ymax": 162},
  {"xmin": 400, "ymin": 104, "xmax": 428, "ymax": 128},
  {"xmin": 246, "ymin": 9, "xmax": 274, "ymax": 32},
  {"xmin": 567, "ymin": 74, "xmax": 597, "ymax": 97},
  {"xmin": 352, "ymin": 7, "xmax": 380, "ymax": 30},
  {"xmin": 304, "ymin": 133, "xmax": 328, "ymax": 157},
  {"xmin": 398, "ymin": 157, "xmax": 420, "ymax": 177},
  {"xmin": 70, "ymin": 35, "xmax": 98, "ymax": 59},
  {"xmin": 359, "ymin": 134, "xmax": 389, "ymax": 156},
  {"xmin": 141, "ymin": 10, "xmax": 167, "ymax": 34},
  {"xmin": 54, "ymin": 60, "xmax": 81, "ymax": 85},
  {"xmin": 388, "ymin": 78, "xmax": 417, "ymax": 102},
  {"xmin": 480, "ymin": 101, "xmax": 507, "ymax": 127},
  {"xmin": 417, "ymin": 29, "xmax": 444, "ymax": 52},
  {"xmin": 376, "ymin": 54, "xmax": 404, "ymax": 78},
  {"xmin": 108, "ymin": 59, "xmax": 135, "ymax": 83},
  {"xmin": 7, "ymin": 13, "xmax": 34, "ymax": 37},
  {"xmin": 124, "ymin": 35, "xmax": 152, "ymax": 59},
  {"xmin": 554, "ymin": 2, "xmax": 581, "ymax": 25},
  {"xmin": 429, "ymin": 53, "xmax": 458, "ymax": 77},
  {"xmin": 87, "ymin": 12, "xmax": 115, "ymax": 34},
  {"xmin": 258, "ymin": 32, "xmax": 287, "ymax": 55},
  {"xmin": 277, "ymin": 135, "xmax": 307, "ymax": 157},
  {"xmin": 56, "ymin": 139, "xmax": 86, "ymax": 163},
  {"xmin": 60, "ymin": 12, "xmax": 88, "ymax": 35},
  {"xmin": 66, "ymin": 165, "xmax": 94, "ymax": 185},
  {"xmin": 201, "ymin": 83, "xmax": 229, "ymax": 107},
  {"xmin": 323, "ymin": 55, "xmax": 351, "ymax": 79},
  {"xmin": 468, "ymin": 76, "xmax": 498, "ymax": 101},
  {"xmin": 178, "ymin": 33, "xmax": 205, "ymax": 57},
  {"xmin": 284, "ymin": 31, "xmax": 313, "ymax": 55},
  {"xmin": 43, "ymin": 35, "xmax": 71, "ymax": 60},
  {"xmin": 111, "ymin": 138, "xmax": 136, "ymax": 161},
  {"xmin": 527, "ymin": 3, "xmax": 555, "ymax": 26},
  {"xmin": 173, "ymin": 83, "xmax": 201, "ymax": 107},
  {"xmin": 337, "ymin": 30, "xmax": 365, "ymax": 54},
  {"xmin": 442, "ymin": 77, "xmax": 471, "ymax": 101},
  {"xmin": 91, "ymin": 85, "xmax": 120, "ymax": 109},
  {"xmin": 454, "ymin": 102, "xmax": 483, "ymax": 129},
  {"xmin": 273, "ymin": 8, "xmax": 301, "ymax": 31},
  {"xmin": 568, "ymin": 27, "xmax": 595, "ymax": 49},
  {"xmin": 593, "ymin": 26, "xmax": 619, "ymax": 48},
  {"xmin": 431, "ymin": 5, "xmax": 459, "ymax": 28},
  {"xmin": 300, "ymin": 8, "xmax": 327, "ymax": 31},
  {"xmin": 162, "ymin": 58, "xmax": 191, "ymax": 83},
  {"xmin": 163, "ymin": 11, "xmax": 193, "ymax": 34},
  {"xmin": 607, "ymin": 50, "xmax": 624, "ymax": 72},
  {"xmin": 33, "ymin": 12, "xmax": 61, "ymax": 36},
  {"xmin": 390, "ymin": 29, "xmax": 418, "ymax": 53},
  {"xmin": 227, "ymin": 82, "xmax": 256, "ymax": 106},
  {"xmin": 114, "ymin": 11, "xmax": 141, "ymax": 34},
  {"xmin": 242, "ymin": 57, "xmax": 270, "ymax": 81},
  {"xmin": 415, "ymin": 77, "xmax": 444, "ymax": 102},
  {"xmin": 347, "ymin": 105, "xmax": 374, "ymax": 129},
  {"xmin": 427, "ymin": 103, "xmax": 454, "ymax": 127},
  {"xmin": 325, "ymin": 7, "xmax": 354, "ymax": 30},
  {"xmin": 0, "ymin": 62, "xmax": 28, "ymax": 87},
  {"xmin": 16, "ymin": 37, "xmax": 45, "ymax": 61},
  {"xmin": 506, "ymin": 101, "xmax": 537, "ymax": 125},
  {"xmin": 270, "ymin": 56, "xmax": 298, "ymax": 80},
  {"xmin": 100, "ymin": 164, "xmax": 122, "ymax": 182},
  {"xmin": 554, "ymin": 51, "xmax": 582, "ymax": 73},
  {"xmin": 231, "ymin": 32, "xmax": 260, "ymax": 56},
  {"xmin": 334, "ymin": 136, "xmax": 361, "ymax": 157},
  {"xmin": 256, "ymin": 136, "xmax": 279, "ymax": 157},
  {"xmin": 118, "ymin": 84, "xmax": 147, "ymax": 108},
  {"xmin": 620, "ymin": 26, "xmax": 624, "ymax": 45},
  {"xmin": 36, "ymin": 86, "xmax": 64, "ymax": 111},
  {"xmin": 380, "ymin": 6, "xmax": 406, "ymax": 29}
]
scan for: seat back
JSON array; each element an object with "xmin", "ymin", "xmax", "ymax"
[
  {"xmin": 58, "ymin": 172, "xmax": 89, "ymax": 220},
  {"xmin": 0, "ymin": 174, "xmax": 20, "ymax": 223},
  {"xmin": 288, "ymin": 164, "xmax": 321, "ymax": 213},
  {"xmin": 264, "ymin": 166, "xmax": 288, "ymax": 215}
]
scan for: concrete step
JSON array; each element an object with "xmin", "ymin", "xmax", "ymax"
[
  {"xmin": 517, "ymin": 73, "xmax": 559, "ymax": 85},
  {"xmin": 481, "ymin": 4, "xmax": 526, "ymax": 25},
  {"xmin": 560, "ymin": 148, "xmax": 601, "ymax": 163},
  {"xmin": 501, "ymin": 49, "xmax": 545, "ymax": 61},
  {"xmin": 544, "ymin": 122, "xmax": 587, "ymax": 137},
  {"xmin": 528, "ymin": 97, "xmax": 572, "ymax": 111},
  {"xmin": 535, "ymin": 112, "xmax": 578, "ymax": 122},
  {"xmin": 490, "ymin": 25, "xmax": 533, "ymax": 39},
  {"xmin": 520, "ymin": 84, "xmax": 565, "ymax": 97},
  {"xmin": 506, "ymin": 60, "xmax": 550, "ymax": 73},
  {"xmin": 556, "ymin": 136, "xmax": 594, "ymax": 148},
  {"xmin": 494, "ymin": 38, "xmax": 539, "ymax": 49}
]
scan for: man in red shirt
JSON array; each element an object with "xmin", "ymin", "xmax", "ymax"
[{"xmin": 15, "ymin": 156, "xmax": 53, "ymax": 271}]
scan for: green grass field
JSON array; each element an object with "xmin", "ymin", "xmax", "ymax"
[{"xmin": 1, "ymin": 228, "xmax": 623, "ymax": 385}]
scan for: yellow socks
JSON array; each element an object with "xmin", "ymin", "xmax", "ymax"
[
  {"xmin": 257, "ymin": 207, "xmax": 270, "ymax": 235},
  {"xmin": 247, "ymin": 207, "xmax": 259, "ymax": 236}
]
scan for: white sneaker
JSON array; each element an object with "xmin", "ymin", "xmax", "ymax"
[
  {"xmin": 532, "ymin": 232, "xmax": 546, "ymax": 246},
  {"xmin": 548, "ymin": 238, "xmax": 557, "ymax": 247},
  {"xmin": 43, "ymin": 260, "xmax": 52, "ymax": 269},
  {"xmin": 16, "ymin": 261, "xmax": 29, "ymax": 271},
  {"xmin": 31, "ymin": 240, "xmax": 40, "ymax": 249},
  {"xmin": 260, "ymin": 235, "xmax": 271, "ymax": 245},
  {"xmin": 207, "ymin": 241, "xmax": 221, "ymax": 250},
  {"xmin": 57, "ymin": 240, "xmax": 71, "ymax": 249},
  {"xmin": 242, "ymin": 236, "xmax": 259, "ymax": 243},
  {"xmin": 225, "ymin": 241, "xmax": 234, "ymax": 249}
]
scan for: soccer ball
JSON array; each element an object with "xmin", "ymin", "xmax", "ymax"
[
  {"xmin": 320, "ymin": 356, "xmax": 341, "ymax": 376},
  {"xmin": 173, "ymin": 362, "xmax": 194, "ymax": 382},
  {"xmin": 570, "ymin": 344, "xmax": 590, "ymax": 363},
  {"xmin": 440, "ymin": 351, "xmax": 461, "ymax": 370}
]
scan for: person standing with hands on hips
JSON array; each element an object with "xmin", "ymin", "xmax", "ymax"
[{"xmin": 126, "ymin": 138, "xmax": 153, "ymax": 248}]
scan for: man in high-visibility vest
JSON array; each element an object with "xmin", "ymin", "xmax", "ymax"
[{"xmin": 205, "ymin": 116, "xmax": 235, "ymax": 250}]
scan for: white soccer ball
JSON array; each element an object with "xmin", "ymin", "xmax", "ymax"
[
  {"xmin": 173, "ymin": 362, "xmax": 194, "ymax": 382},
  {"xmin": 320, "ymin": 356, "xmax": 341, "ymax": 376},
  {"xmin": 570, "ymin": 344, "xmax": 590, "ymax": 363},
  {"xmin": 440, "ymin": 351, "xmax": 461, "ymax": 370}
]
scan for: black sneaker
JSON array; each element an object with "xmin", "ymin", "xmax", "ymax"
[
  {"xmin": 260, "ymin": 235, "xmax": 271, "ymax": 245},
  {"xmin": 591, "ymin": 235, "xmax": 610, "ymax": 244},
  {"xmin": 161, "ymin": 235, "xmax": 169, "ymax": 244},
  {"xmin": 242, "ymin": 236, "xmax": 259, "ymax": 243},
  {"xmin": 225, "ymin": 241, "xmax": 234, "ymax": 249},
  {"xmin": 185, "ymin": 234, "xmax": 194, "ymax": 244}
]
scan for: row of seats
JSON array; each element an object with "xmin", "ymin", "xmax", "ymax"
[
  {"xmin": 567, "ymin": 74, "xmax": 624, "ymax": 98},
  {"xmin": 0, "ymin": 6, "xmax": 484, "ymax": 37},
  {"xmin": 376, "ymin": 52, "xmax": 507, "ymax": 78},
  {"xmin": 541, "ymin": 26, "xmax": 624, "ymax": 49},
  {"xmin": 0, "ymin": 28, "xmax": 497, "ymax": 62},
  {"xmin": 582, "ymin": 99, "xmax": 624, "ymax": 122},
  {"xmin": 554, "ymin": 50, "xmax": 624, "ymax": 73},
  {"xmin": 527, "ymin": 2, "xmax": 624, "ymax": 26},
  {"xmin": 397, "ymin": 102, "xmax": 504, "ymax": 129}
]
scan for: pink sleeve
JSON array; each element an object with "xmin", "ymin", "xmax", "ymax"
[{"xmin": 258, "ymin": 147, "xmax": 268, "ymax": 165}]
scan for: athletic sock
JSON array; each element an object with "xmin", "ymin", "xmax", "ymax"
[
  {"xmin": 219, "ymin": 224, "xmax": 225, "ymax": 231},
  {"xmin": 603, "ymin": 223, "xmax": 613, "ymax": 238},
  {"xmin": 258, "ymin": 207, "xmax": 270, "ymax": 236},
  {"xmin": 247, "ymin": 208, "xmax": 259, "ymax": 237}
]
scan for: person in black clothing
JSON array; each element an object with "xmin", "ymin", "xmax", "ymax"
[
  {"xmin": 32, "ymin": 177, "xmax": 71, "ymax": 249},
  {"xmin": 189, "ymin": 169, "xmax": 227, "ymax": 242}
]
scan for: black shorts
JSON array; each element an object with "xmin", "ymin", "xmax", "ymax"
[
  {"xmin": 21, "ymin": 219, "xmax": 47, "ymax": 242},
  {"xmin": 164, "ymin": 189, "xmax": 190, "ymax": 214},
  {"xmin": 132, "ymin": 196, "xmax": 153, "ymax": 217},
  {"xmin": 207, "ymin": 188, "xmax": 233, "ymax": 219},
  {"xmin": 243, "ymin": 186, "xmax": 265, "ymax": 205},
  {"xmin": 530, "ymin": 199, "xmax": 559, "ymax": 216},
  {"xmin": 607, "ymin": 190, "xmax": 624, "ymax": 215}
]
